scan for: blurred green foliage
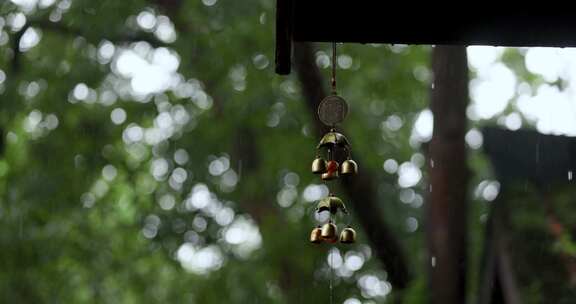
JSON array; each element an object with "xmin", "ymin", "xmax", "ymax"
[
  {"xmin": 0, "ymin": 0, "xmax": 432, "ymax": 302},
  {"xmin": 1, "ymin": 0, "xmax": 574, "ymax": 303}
]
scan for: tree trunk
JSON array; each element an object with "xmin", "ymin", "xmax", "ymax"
[
  {"xmin": 426, "ymin": 45, "xmax": 469, "ymax": 304},
  {"xmin": 478, "ymin": 189, "xmax": 521, "ymax": 304}
]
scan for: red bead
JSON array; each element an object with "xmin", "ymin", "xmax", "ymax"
[{"xmin": 326, "ymin": 160, "xmax": 339, "ymax": 173}]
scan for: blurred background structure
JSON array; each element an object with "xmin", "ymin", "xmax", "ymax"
[{"xmin": 2, "ymin": 1, "xmax": 576, "ymax": 303}]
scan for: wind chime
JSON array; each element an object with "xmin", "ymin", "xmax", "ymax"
[{"xmin": 309, "ymin": 42, "xmax": 358, "ymax": 245}]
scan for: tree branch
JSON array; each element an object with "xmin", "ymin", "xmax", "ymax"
[{"xmin": 11, "ymin": 19, "xmax": 167, "ymax": 74}]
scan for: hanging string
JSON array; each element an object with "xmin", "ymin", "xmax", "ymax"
[
  {"xmin": 329, "ymin": 246, "xmax": 334, "ymax": 304},
  {"xmin": 331, "ymin": 42, "xmax": 337, "ymax": 94},
  {"xmin": 328, "ymin": 41, "xmax": 336, "ymax": 304}
]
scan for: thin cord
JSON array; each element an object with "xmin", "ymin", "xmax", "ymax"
[
  {"xmin": 328, "ymin": 206, "xmax": 334, "ymax": 304},
  {"xmin": 331, "ymin": 42, "xmax": 337, "ymax": 94},
  {"xmin": 329, "ymin": 246, "xmax": 334, "ymax": 304},
  {"xmin": 328, "ymin": 41, "xmax": 338, "ymax": 304}
]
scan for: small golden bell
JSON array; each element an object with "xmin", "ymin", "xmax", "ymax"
[
  {"xmin": 321, "ymin": 221, "xmax": 338, "ymax": 243},
  {"xmin": 321, "ymin": 171, "xmax": 339, "ymax": 181},
  {"xmin": 316, "ymin": 196, "xmax": 348, "ymax": 215},
  {"xmin": 340, "ymin": 159, "xmax": 358, "ymax": 176},
  {"xmin": 311, "ymin": 157, "xmax": 327, "ymax": 174},
  {"xmin": 340, "ymin": 227, "xmax": 356, "ymax": 244},
  {"xmin": 310, "ymin": 226, "xmax": 323, "ymax": 244},
  {"xmin": 317, "ymin": 131, "xmax": 350, "ymax": 149}
]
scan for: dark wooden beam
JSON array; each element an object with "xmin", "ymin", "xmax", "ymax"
[
  {"xmin": 292, "ymin": 7, "xmax": 576, "ymax": 46},
  {"xmin": 276, "ymin": 3, "xmax": 576, "ymax": 74},
  {"xmin": 275, "ymin": 0, "xmax": 292, "ymax": 75}
]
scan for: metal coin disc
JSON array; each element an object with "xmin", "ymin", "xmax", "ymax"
[{"xmin": 318, "ymin": 95, "xmax": 349, "ymax": 126}]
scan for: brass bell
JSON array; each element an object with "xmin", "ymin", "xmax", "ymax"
[
  {"xmin": 311, "ymin": 157, "xmax": 327, "ymax": 174},
  {"xmin": 340, "ymin": 227, "xmax": 356, "ymax": 244},
  {"xmin": 321, "ymin": 171, "xmax": 339, "ymax": 181},
  {"xmin": 340, "ymin": 159, "xmax": 358, "ymax": 176},
  {"xmin": 310, "ymin": 226, "xmax": 323, "ymax": 244},
  {"xmin": 317, "ymin": 131, "xmax": 350, "ymax": 149},
  {"xmin": 316, "ymin": 196, "xmax": 348, "ymax": 215},
  {"xmin": 321, "ymin": 221, "xmax": 338, "ymax": 243}
]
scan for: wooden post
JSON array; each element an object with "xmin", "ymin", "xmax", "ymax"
[{"xmin": 426, "ymin": 45, "xmax": 470, "ymax": 304}]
